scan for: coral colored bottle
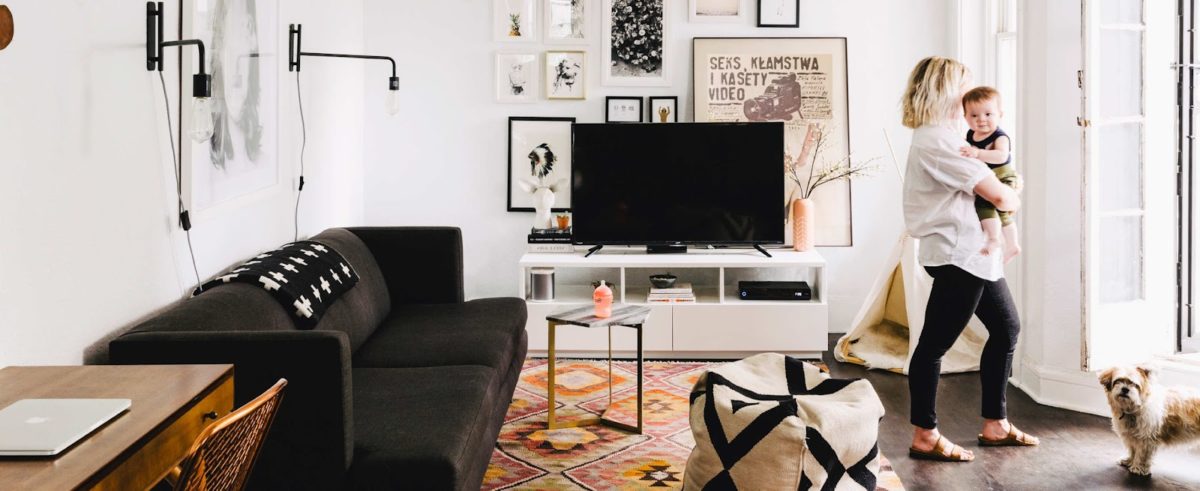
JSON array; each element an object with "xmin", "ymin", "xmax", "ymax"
[{"xmin": 594, "ymin": 281, "xmax": 613, "ymax": 318}]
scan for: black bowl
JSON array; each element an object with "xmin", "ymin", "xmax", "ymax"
[{"xmin": 649, "ymin": 274, "xmax": 677, "ymax": 289}]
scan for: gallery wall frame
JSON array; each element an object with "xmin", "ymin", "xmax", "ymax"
[{"xmin": 508, "ymin": 116, "xmax": 576, "ymax": 212}]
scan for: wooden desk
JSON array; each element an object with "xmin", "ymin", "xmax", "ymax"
[{"xmin": 0, "ymin": 365, "xmax": 234, "ymax": 491}]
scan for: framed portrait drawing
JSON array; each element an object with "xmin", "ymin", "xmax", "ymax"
[
  {"xmin": 758, "ymin": 0, "xmax": 799, "ymax": 28},
  {"xmin": 545, "ymin": 0, "xmax": 587, "ymax": 44},
  {"xmin": 648, "ymin": 96, "xmax": 678, "ymax": 123},
  {"xmin": 495, "ymin": 0, "xmax": 538, "ymax": 42},
  {"xmin": 495, "ymin": 52, "xmax": 540, "ymax": 103},
  {"xmin": 601, "ymin": 0, "xmax": 669, "ymax": 86},
  {"xmin": 545, "ymin": 50, "xmax": 587, "ymax": 99},
  {"xmin": 689, "ymin": 0, "xmax": 745, "ymax": 23},
  {"xmin": 605, "ymin": 96, "xmax": 644, "ymax": 123},
  {"xmin": 692, "ymin": 37, "xmax": 852, "ymax": 246},
  {"xmin": 508, "ymin": 117, "xmax": 576, "ymax": 212}
]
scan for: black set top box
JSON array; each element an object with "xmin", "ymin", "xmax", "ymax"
[{"xmin": 737, "ymin": 281, "xmax": 811, "ymax": 301}]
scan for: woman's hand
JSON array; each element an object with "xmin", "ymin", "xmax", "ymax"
[{"xmin": 959, "ymin": 146, "xmax": 980, "ymax": 159}]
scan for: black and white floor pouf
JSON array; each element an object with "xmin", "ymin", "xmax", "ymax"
[{"xmin": 684, "ymin": 353, "xmax": 885, "ymax": 490}]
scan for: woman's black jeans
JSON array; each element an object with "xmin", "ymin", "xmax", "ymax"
[{"xmin": 909, "ymin": 264, "xmax": 1021, "ymax": 429}]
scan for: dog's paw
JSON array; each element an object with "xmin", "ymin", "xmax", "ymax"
[
  {"xmin": 1127, "ymin": 463, "xmax": 1152, "ymax": 476},
  {"xmin": 1118, "ymin": 457, "xmax": 1132, "ymax": 468}
]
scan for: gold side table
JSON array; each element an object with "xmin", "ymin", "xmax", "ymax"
[{"xmin": 546, "ymin": 304, "xmax": 650, "ymax": 434}]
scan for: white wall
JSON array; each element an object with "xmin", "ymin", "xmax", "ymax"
[
  {"xmin": 0, "ymin": 0, "xmax": 365, "ymax": 366},
  {"xmin": 362, "ymin": 0, "xmax": 956, "ymax": 332}
]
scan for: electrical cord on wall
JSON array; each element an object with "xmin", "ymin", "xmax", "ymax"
[
  {"xmin": 294, "ymin": 73, "xmax": 307, "ymax": 242},
  {"xmin": 158, "ymin": 71, "xmax": 203, "ymax": 292}
]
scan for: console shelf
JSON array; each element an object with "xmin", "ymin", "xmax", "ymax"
[{"xmin": 518, "ymin": 249, "xmax": 828, "ymax": 359}]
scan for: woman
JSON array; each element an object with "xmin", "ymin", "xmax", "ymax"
[{"xmin": 900, "ymin": 56, "xmax": 1038, "ymax": 462}]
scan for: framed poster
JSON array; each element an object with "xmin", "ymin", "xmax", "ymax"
[
  {"xmin": 495, "ymin": 52, "xmax": 540, "ymax": 103},
  {"xmin": 605, "ymin": 96, "xmax": 644, "ymax": 122},
  {"xmin": 545, "ymin": 0, "xmax": 587, "ymax": 44},
  {"xmin": 601, "ymin": 0, "xmax": 669, "ymax": 86},
  {"xmin": 690, "ymin": 0, "xmax": 745, "ymax": 23},
  {"xmin": 758, "ymin": 0, "xmax": 799, "ymax": 28},
  {"xmin": 648, "ymin": 96, "xmax": 678, "ymax": 122},
  {"xmin": 693, "ymin": 37, "xmax": 852, "ymax": 246},
  {"xmin": 508, "ymin": 117, "xmax": 575, "ymax": 212},
  {"xmin": 545, "ymin": 50, "xmax": 587, "ymax": 99},
  {"xmin": 495, "ymin": 0, "xmax": 538, "ymax": 42}
]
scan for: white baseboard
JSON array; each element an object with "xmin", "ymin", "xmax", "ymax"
[{"xmin": 1012, "ymin": 359, "xmax": 1110, "ymax": 417}]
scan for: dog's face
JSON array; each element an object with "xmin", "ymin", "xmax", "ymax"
[{"xmin": 1099, "ymin": 365, "xmax": 1155, "ymax": 415}]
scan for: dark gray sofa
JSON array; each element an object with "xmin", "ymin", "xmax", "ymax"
[{"xmin": 108, "ymin": 227, "xmax": 528, "ymax": 490}]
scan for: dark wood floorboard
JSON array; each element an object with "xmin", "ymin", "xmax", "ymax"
[{"xmin": 822, "ymin": 335, "xmax": 1200, "ymax": 491}]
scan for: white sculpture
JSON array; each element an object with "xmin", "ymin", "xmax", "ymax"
[{"xmin": 518, "ymin": 143, "xmax": 566, "ymax": 230}]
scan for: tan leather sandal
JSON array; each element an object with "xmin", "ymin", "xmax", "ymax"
[
  {"xmin": 909, "ymin": 436, "xmax": 975, "ymax": 462},
  {"xmin": 978, "ymin": 424, "xmax": 1039, "ymax": 447}
]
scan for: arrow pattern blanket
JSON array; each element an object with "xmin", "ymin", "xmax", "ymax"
[{"xmin": 193, "ymin": 240, "xmax": 359, "ymax": 329}]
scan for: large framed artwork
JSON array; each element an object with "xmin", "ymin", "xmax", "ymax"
[
  {"xmin": 184, "ymin": 0, "xmax": 280, "ymax": 212},
  {"xmin": 508, "ymin": 117, "xmax": 576, "ymax": 212},
  {"xmin": 693, "ymin": 37, "xmax": 852, "ymax": 246},
  {"xmin": 601, "ymin": 0, "xmax": 669, "ymax": 86}
]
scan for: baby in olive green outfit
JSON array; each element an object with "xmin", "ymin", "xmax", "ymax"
[{"xmin": 960, "ymin": 86, "xmax": 1021, "ymax": 263}]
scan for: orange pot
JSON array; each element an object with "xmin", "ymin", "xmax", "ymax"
[{"xmin": 792, "ymin": 198, "xmax": 815, "ymax": 252}]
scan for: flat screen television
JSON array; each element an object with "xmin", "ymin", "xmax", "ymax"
[{"xmin": 571, "ymin": 122, "xmax": 785, "ymax": 250}]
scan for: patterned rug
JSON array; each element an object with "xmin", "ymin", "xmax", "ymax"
[{"xmin": 483, "ymin": 359, "xmax": 905, "ymax": 490}]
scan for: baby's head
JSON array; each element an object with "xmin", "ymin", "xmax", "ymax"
[{"xmin": 962, "ymin": 86, "xmax": 1003, "ymax": 135}]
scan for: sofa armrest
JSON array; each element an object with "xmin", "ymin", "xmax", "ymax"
[
  {"xmin": 347, "ymin": 226, "xmax": 465, "ymax": 305},
  {"xmin": 108, "ymin": 330, "xmax": 352, "ymax": 490}
]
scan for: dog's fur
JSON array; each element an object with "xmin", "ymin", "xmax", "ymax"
[{"xmin": 1098, "ymin": 365, "xmax": 1200, "ymax": 476}]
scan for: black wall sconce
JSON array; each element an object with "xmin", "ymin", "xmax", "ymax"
[
  {"xmin": 288, "ymin": 24, "xmax": 400, "ymax": 115},
  {"xmin": 146, "ymin": 1, "xmax": 213, "ymax": 143}
]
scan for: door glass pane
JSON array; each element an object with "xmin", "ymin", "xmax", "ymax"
[
  {"xmin": 1098, "ymin": 122, "xmax": 1144, "ymax": 211},
  {"xmin": 1101, "ymin": 0, "xmax": 1143, "ymax": 24},
  {"xmin": 997, "ymin": 38, "xmax": 1017, "ymax": 150},
  {"xmin": 1099, "ymin": 29, "xmax": 1143, "ymax": 118},
  {"xmin": 1100, "ymin": 215, "xmax": 1144, "ymax": 303}
]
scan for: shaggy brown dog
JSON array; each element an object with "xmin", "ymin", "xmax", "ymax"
[{"xmin": 1098, "ymin": 365, "xmax": 1200, "ymax": 476}]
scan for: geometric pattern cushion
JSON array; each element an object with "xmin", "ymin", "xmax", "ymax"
[{"xmin": 685, "ymin": 353, "xmax": 885, "ymax": 490}]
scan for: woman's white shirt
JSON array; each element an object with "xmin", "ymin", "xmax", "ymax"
[{"xmin": 903, "ymin": 124, "xmax": 1003, "ymax": 281}]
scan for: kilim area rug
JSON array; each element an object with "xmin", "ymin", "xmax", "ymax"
[{"xmin": 482, "ymin": 359, "xmax": 906, "ymax": 490}]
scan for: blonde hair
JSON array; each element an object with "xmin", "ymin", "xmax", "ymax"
[
  {"xmin": 963, "ymin": 86, "xmax": 1001, "ymax": 108},
  {"xmin": 901, "ymin": 56, "xmax": 971, "ymax": 129}
]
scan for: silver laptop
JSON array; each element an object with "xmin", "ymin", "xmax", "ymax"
[{"xmin": 0, "ymin": 399, "xmax": 131, "ymax": 456}]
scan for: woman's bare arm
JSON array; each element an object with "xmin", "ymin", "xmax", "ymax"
[{"xmin": 974, "ymin": 174, "xmax": 1020, "ymax": 212}]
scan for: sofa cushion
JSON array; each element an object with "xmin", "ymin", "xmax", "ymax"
[
  {"xmin": 126, "ymin": 283, "xmax": 295, "ymax": 334},
  {"xmin": 349, "ymin": 366, "xmax": 500, "ymax": 491},
  {"xmin": 310, "ymin": 228, "xmax": 392, "ymax": 352},
  {"xmin": 352, "ymin": 298, "xmax": 527, "ymax": 372}
]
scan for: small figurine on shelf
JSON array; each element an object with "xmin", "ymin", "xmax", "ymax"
[
  {"xmin": 593, "ymin": 280, "xmax": 613, "ymax": 318},
  {"xmin": 556, "ymin": 213, "xmax": 571, "ymax": 231}
]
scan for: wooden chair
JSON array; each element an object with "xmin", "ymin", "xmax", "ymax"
[{"xmin": 168, "ymin": 379, "xmax": 288, "ymax": 491}]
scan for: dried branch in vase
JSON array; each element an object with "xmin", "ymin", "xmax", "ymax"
[{"xmin": 785, "ymin": 123, "xmax": 880, "ymax": 200}]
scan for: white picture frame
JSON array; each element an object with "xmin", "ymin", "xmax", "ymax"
[
  {"xmin": 545, "ymin": 50, "xmax": 587, "ymax": 100},
  {"xmin": 495, "ymin": 52, "xmax": 540, "ymax": 103},
  {"xmin": 601, "ymin": 0, "xmax": 669, "ymax": 87},
  {"xmin": 689, "ymin": 0, "xmax": 745, "ymax": 23},
  {"xmin": 495, "ymin": 0, "xmax": 538, "ymax": 43},
  {"xmin": 545, "ymin": 0, "xmax": 588, "ymax": 44}
]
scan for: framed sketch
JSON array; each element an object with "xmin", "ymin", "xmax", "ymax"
[
  {"xmin": 690, "ymin": 0, "xmax": 745, "ymax": 23},
  {"xmin": 495, "ymin": 52, "xmax": 540, "ymax": 103},
  {"xmin": 545, "ymin": 50, "xmax": 587, "ymax": 99},
  {"xmin": 605, "ymin": 96, "xmax": 644, "ymax": 123},
  {"xmin": 545, "ymin": 0, "xmax": 587, "ymax": 44},
  {"xmin": 508, "ymin": 117, "xmax": 576, "ymax": 212},
  {"xmin": 495, "ymin": 0, "xmax": 538, "ymax": 42},
  {"xmin": 601, "ymin": 0, "xmax": 669, "ymax": 86},
  {"xmin": 648, "ymin": 96, "xmax": 678, "ymax": 123},
  {"xmin": 758, "ymin": 0, "xmax": 799, "ymax": 28},
  {"xmin": 182, "ymin": 0, "xmax": 280, "ymax": 212},
  {"xmin": 692, "ymin": 37, "xmax": 852, "ymax": 246}
]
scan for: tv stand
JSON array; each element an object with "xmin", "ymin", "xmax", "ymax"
[{"xmin": 646, "ymin": 244, "xmax": 687, "ymax": 254}]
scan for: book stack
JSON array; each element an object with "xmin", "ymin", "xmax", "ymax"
[
  {"xmin": 647, "ymin": 283, "xmax": 696, "ymax": 303},
  {"xmin": 527, "ymin": 228, "xmax": 573, "ymax": 253}
]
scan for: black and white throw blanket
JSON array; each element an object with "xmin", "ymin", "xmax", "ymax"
[{"xmin": 194, "ymin": 241, "xmax": 359, "ymax": 329}]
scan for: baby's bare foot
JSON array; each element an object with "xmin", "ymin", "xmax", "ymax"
[{"xmin": 1004, "ymin": 242, "xmax": 1022, "ymax": 264}]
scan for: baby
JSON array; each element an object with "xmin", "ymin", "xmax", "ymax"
[{"xmin": 959, "ymin": 86, "xmax": 1021, "ymax": 262}]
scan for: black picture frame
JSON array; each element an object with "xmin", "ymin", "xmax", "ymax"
[
  {"xmin": 605, "ymin": 96, "xmax": 645, "ymax": 123},
  {"xmin": 507, "ymin": 116, "xmax": 576, "ymax": 212},
  {"xmin": 648, "ymin": 96, "xmax": 678, "ymax": 123},
  {"xmin": 757, "ymin": 0, "xmax": 800, "ymax": 28}
]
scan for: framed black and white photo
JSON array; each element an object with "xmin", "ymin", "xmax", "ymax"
[
  {"xmin": 758, "ymin": 0, "xmax": 799, "ymax": 28},
  {"xmin": 648, "ymin": 96, "xmax": 678, "ymax": 123},
  {"xmin": 508, "ymin": 117, "xmax": 575, "ymax": 212},
  {"xmin": 605, "ymin": 96, "xmax": 644, "ymax": 123},
  {"xmin": 545, "ymin": 50, "xmax": 587, "ymax": 99},
  {"xmin": 602, "ymin": 0, "xmax": 669, "ymax": 86},
  {"xmin": 545, "ymin": 0, "xmax": 587, "ymax": 44},
  {"xmin": 690, "ymin": 0, "xmax": 745, "ymax": 23},
  {"xmin": 495, "ymin": 52, "xmax": 540, "ymax": 103},
  {"xmin": 495, "ymin": 0, "xmax": 538, "ymax": 42}
]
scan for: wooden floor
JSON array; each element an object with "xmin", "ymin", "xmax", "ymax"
[{"xmin": 821, "ymin": 336, "xmax": 1200, "ymax": 491}]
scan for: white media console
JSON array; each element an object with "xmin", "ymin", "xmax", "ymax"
[{"xmin": 518, "ymin": 249, "xmax": 828, "ymax": 359}]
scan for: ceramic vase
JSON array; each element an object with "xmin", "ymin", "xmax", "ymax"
[{"xmin": 792, "ymin": 198, "xmax": 815, "ymax": 252}]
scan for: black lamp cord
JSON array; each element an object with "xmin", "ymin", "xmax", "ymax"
[
  {"xmin": 157, "ymin": 71, "xmax": 203, "ymax": 292},
  {"xmin": 295, "ymin": 72, "xmax": 307, "ymax": 242}
]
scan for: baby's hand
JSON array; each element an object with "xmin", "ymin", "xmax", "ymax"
[{"xmin": 959, "ymin": 146, "xmax": 980, "ymax": 159}]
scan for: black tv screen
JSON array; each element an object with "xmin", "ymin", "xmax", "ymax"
[{"xmin": 571, "ymin": 122, "xmax": 785, "ymax": 246}]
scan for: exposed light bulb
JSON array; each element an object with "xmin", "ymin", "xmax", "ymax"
[
  {"xmin": 190, "ymin": 97, "xmax": 214, "ymax": 142},
  {"xmin": 385, "ymin": 89, "xmax": 401, "ymax": 116}
]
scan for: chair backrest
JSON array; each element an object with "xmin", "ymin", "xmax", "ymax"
[{"xmin": 173, "ymin": 379, "xmax": 288, "ymax": 491}]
